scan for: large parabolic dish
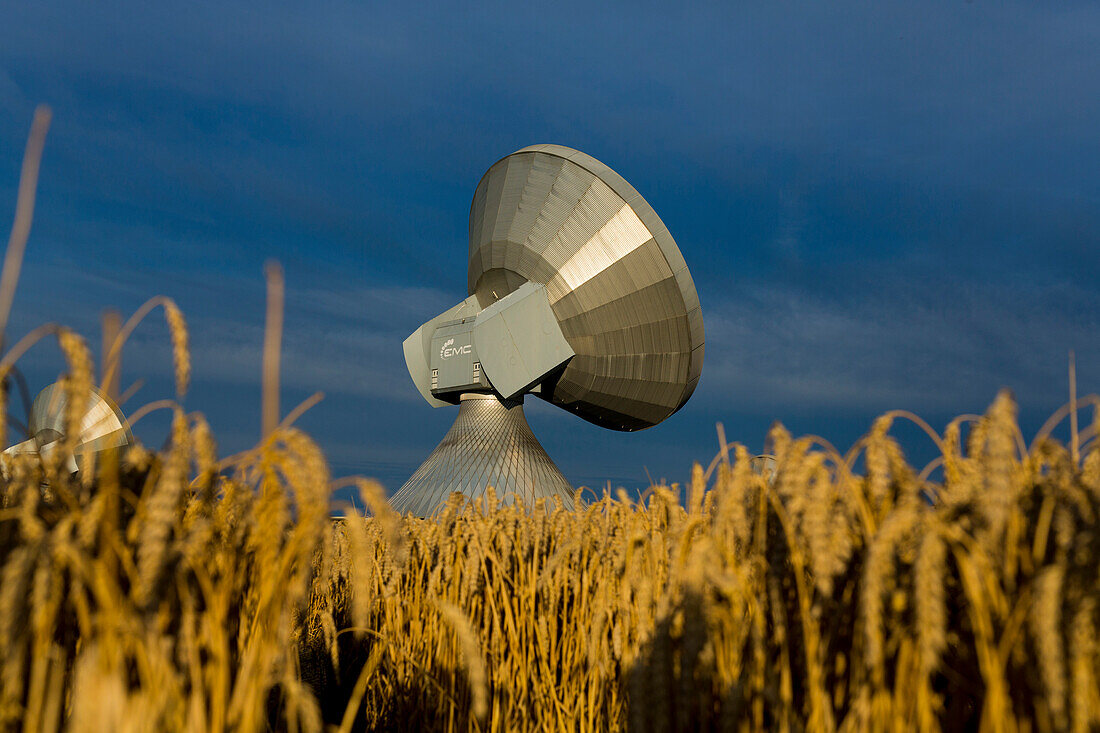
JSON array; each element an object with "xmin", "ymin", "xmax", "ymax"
[
  {"xmin": 391, "ymin": 145, "xmax": 704, "ymax": 516},
  {"xmin": 4, "ymin": 383, "xmax": 134, "ymax": 475},
  {"xmin": 468, "ymin": 145, "xmax": 704, "ymax": 431}
]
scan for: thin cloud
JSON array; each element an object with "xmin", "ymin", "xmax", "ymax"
[{"xmin": 699, "ymin": 278, "xmax": 1099, "ymax": 417}]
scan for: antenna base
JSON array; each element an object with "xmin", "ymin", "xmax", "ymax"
[{"xmin": 389, "ymin": 393, "xmax": 574, "ymax": 516}]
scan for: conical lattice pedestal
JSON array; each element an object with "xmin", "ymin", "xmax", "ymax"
[{"xmin": 389, "ymin": 393, "xmax": 574, "ymax": 516}]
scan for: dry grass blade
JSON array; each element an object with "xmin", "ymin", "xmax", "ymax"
[
  {"xmin": 101, "ymin": 296, "xmax": 190, "ymax": 399},
  {"xmin": 262, "ymin": 261, "xmax": 284, "ymax": 439},
  {"xmin": 0, "ymin": 105, "xmax": 51, "ymax": 350},
  {"xmin": 436, "ymin": 600, "xmax": 489, "ymax": 724}
]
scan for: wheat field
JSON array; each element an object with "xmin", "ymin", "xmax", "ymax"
[
  {"xmin": 2, "ymin": 108, "xmax": 1100, "ymax": 732},
  {"xmin": 1, "ymin": 306, "xmax": 1098, "ymax": 733}
]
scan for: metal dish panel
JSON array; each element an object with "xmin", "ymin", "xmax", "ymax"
[{"xmin": 467, "ymin": 145, "xmax": 704, "ymax": 431}]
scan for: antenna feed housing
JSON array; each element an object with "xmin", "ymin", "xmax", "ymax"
[{"xmin": 404, "ymin": 281, "xmax": 574, "ymax": 404}]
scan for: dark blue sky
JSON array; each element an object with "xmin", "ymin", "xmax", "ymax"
[{"xmin": 1, "ymin": 1, "xmax": 1097, "ymax": 493}]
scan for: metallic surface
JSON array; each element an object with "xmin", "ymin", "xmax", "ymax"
[
  {"xmin": 431, "ymin": 318, "xmax": 487, "ymax": 396},
  {"xmin": 394, "ymin": 145, "xmax": 705, "ymax": 515},
  {"xmin": 403, "ymin": 295, "xmax": 481, "ymax": 407},
  {"xmin": 389, "ymin": 393, "xmax": 574, "ymax": 516},
  {"xmin": 24, "ymin": 383, "xmax": 133, "ymax": 468},
  {"xmin": 470, "ymin": 282, "xmax": 573, "ymax": 399},
  {"xmin": 468, "ymin": 144, "xmax": 704, "ymax": 431},
  {"xmin": 750, "ymin": 454, "xmax": 777, "ymax": 482}
]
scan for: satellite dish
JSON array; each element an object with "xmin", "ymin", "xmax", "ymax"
[
  {"xmin": 750, "ymin": 454, "xmax": 777, "ymax": 482},
  {"xmin": 391, "ymin": 145, "xmax": 704, "ymax": 516},
  {"xmin": 3, "ymin": 383, "xmax": 133, "ymax": 475}
]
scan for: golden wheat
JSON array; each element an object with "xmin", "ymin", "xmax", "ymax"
[{"xmin": 1, "ymin": 285, "xmax": 1097, "ymax": 733}]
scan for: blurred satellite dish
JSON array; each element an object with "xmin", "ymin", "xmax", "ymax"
[
  {"xmin": 391, "ymin": 145, "xmax": 704, "ymax": 516},
  {"xmin": 750, "ymin": 454, "xmax": 777, "ymax": 482},
  {"xmin": 3, "ymin": 382, "xmax": 133, "ymax": 475}
]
